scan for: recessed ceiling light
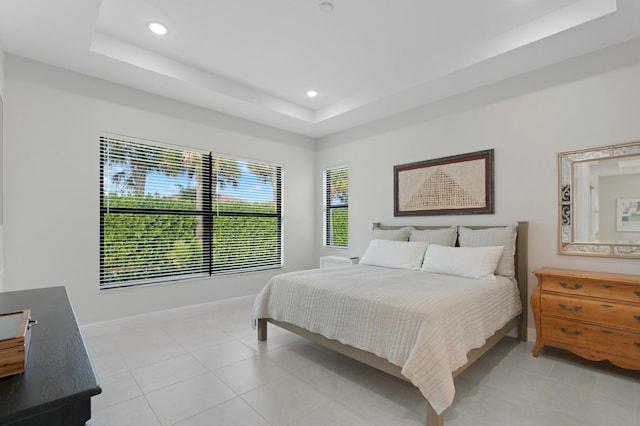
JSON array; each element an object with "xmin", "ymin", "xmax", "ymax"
[
  {"xmin": 306, "ymin": 90, "xmax": 319, "ymax": 98},
  {"xmin": 319, "ymin": 2, "xmax": 334, "ymax": 13},
  {"xmin": 148, "ymin": 22, "xmax": 168, "ymax": 36}
]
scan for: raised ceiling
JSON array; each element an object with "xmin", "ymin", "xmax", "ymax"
[{"xmin": 1, "ymin": 0, "xmax": 640, "ymax": 137}]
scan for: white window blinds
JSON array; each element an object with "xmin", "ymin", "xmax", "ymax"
[
  {"xmin": 324, "ymin": 165, "xmax": 348, "ymax": 247},
  {"xmin": 100, "ymin": 135, "xmax": 282, "ymax": 288}
]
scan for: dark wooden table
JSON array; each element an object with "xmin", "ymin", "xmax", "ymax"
[{"xmin": 0, "ymin": 286, "xmax": 101, "ymax": 425}]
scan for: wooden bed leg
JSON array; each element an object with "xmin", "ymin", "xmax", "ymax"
[
  {"xmin": 257, "ymin": 318, "xmax": 267, "ymax": 341},
  {"xmin": 426, "ymin": 402, "xmax": 444, "ymax": 426}
]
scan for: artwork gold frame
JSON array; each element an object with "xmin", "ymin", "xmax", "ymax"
[{"xmin": 394, "ymin": 149, "xmax": 494, "ymax": 216}]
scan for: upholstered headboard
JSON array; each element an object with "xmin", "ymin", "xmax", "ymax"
[{"xmin": 371, "ymin": 222, "xmax": 528, "ymax": 341}]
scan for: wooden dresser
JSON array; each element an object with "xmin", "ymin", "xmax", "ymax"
[
  {"xmin": 531, "ymin": 268, "xmax": 640, "ymax": 370},
  {"xmin": 0, "ymin": 287, "xmax": 102, "ymax": 425}
]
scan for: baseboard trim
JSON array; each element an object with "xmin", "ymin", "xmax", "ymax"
[
  {"xmin": 80, "ymin": 294, "xmax": 257, "ymax": 338},
  {"xmin": 80, "ymin": 296, "xmax": 539, "ymax": 343}
]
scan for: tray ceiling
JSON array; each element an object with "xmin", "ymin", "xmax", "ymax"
[{"xmin": 1, "ymin": 0, "xmax": 640, "ymax": 137}]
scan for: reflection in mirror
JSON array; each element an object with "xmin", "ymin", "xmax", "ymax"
[{"xmin": 559, "ymin": 141, "xmax": 640, "ymax": 258}]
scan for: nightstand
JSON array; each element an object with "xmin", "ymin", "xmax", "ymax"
[{"xmin": 319, "ymin": 256, "xmax": 359, "ymax": 268}]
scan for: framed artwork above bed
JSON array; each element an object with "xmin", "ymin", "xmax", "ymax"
[{"xmin": 394, "ymin": 149, "xmax": 494, "ymax": 216}]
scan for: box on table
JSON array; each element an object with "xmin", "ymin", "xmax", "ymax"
[{"xmin": 0, "ymin": 310, "xmax": 32, "ymax": 379}]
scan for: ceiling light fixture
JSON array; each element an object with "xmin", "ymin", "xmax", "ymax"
[
  {"xmin": 306, "ymin": 90, "xmax": 319, "ymax": 98},
  {"xmin": 148, "ymin": 22, "xmax": 168, "ymax": 36},
  {"xmin": 319, "ymin": 1, "xmax": 334, "ymax": 13}
]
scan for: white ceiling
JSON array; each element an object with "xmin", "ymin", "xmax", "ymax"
[{"xmin": 1, "ymin": 0, "xmax": 640, "ymax": 137}]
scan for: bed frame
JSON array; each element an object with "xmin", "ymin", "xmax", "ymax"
[{"xmin": 257, "ymin": 222, "xmax": 528, "ymax": 426}]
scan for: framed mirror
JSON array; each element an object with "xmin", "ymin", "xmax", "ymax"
[{"xmin": 559, "ymin": 141, "xmax": 640, "ymax": 258}]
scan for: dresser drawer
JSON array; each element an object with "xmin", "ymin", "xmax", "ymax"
[
  {"xmin": 541, "ymin": 316, "xmax": 640, "ymax": 361},
  {"xmin": 540, "ymin": 276, "xmax": 640, "ymax": 303},
  {"xmin": 541, "ymin": 293, "xmax": 640, "ymax": 329}
]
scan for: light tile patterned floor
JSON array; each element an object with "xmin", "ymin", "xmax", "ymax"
[{"xmin": 85, "ymin": 303, "xmax": 640, "ymax": 426}]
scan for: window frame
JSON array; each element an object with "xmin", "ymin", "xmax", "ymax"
[{"xmin": 99, "ymin": 135, "xmax": 283, "ymax": 289}]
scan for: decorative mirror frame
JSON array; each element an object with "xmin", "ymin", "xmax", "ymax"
[{"xmin": 558, "ymin": 141, "xmax": 640, "ymax": 258}]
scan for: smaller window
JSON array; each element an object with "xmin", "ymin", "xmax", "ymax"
[{"xmin": 324, "ymin": 165, "xmax": 349, "ymax": 247}]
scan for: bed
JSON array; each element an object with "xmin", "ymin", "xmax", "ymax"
[{"xmin": 252, "ymin": 222, "xmax": 528, "ymax": 426}]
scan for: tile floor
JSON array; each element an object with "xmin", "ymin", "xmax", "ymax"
[{"xmin": 84, "ymin": 302, "xmax": 640, "ymax": 426}]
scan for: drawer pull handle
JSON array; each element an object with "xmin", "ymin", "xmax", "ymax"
[
  {"xmin": 601, "ymin": 330, "xmax": 612, "ymax": 335},
  {"xmin": 559, "ymin": 327, "xmax": 582, "ymax": 336},
  {"xmin": 635, "ymin": 291, "xmax": 640, "ymax": 298},
  {"xmin": 600, "ymin": 304, "xmax": 613, "ymax": 308},
  {"xmin": 635, "ymin": 315, "xmax": 640, "ymax": 322},
  {"xmin": 559, "ymin": 282, "xmax": 582, "ymax": 290},
  {"xmin": 558, "ymin": 304, "xmax": 582, "ymax": 312},
  {"xmin": 602, "ymin": 284, "xmax": 614, "ymax": 289},
  {"xmin": 636, "ymin": 342, "xmax": 640, "ymax": 349}
]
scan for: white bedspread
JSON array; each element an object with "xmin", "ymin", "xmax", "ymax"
[{"xmin": 251, "ymin": 265, "xmax": 522, "ymax": 414}]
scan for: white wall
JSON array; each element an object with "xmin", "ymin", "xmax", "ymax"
[
  {"xmin": 0, "ymin": 35, "xmax": 4, "ymax": 93},
  {"xmin": 316, "ymin": 38, "xmax": 640, "ymax": 329},
  {"xmin": 3, "ymin": 55, "xmax": 316, "ymax": 324},
  {"xmin": 6, "ymin": 37, "xmax": 640, "ymax": 328}
]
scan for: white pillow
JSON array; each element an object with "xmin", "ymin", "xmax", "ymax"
[
  {"xmin": 371, "ymin": 226, "xmax": 413, "ymax": 241},
  {"xmin": 360, "ymin": 240, "xmax": 429, "ymax": 270},
  {"xmin": 458, "ymin": 226, "xmax": 517, "ymax": 279},
  {"xmin": 421, "ymin": 244, "xmax": 504, "ymax": 280},
  {"xmin": 409, "ymin": 226, "xmax": 457, "ymax": 246}
]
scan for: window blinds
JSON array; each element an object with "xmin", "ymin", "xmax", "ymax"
[
  {"xmin": 100, "ymin": 135, "xmax": 282, "ymax": 288},
  {"xmin": 324, "ymin": 165, "xmax": 348, "ymax": 247}
]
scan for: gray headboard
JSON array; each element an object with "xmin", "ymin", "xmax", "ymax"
[{"xmin": 371, "ymin": 222, "xmax": 528, "ymax": 341}]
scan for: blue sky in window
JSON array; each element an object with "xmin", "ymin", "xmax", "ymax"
[
  {"xmin": 218, "ymin": 161, "xmax": 273, "ymax": 203},
  {"xmin": 145, "ymin": 170, "xmax": 194, "ymax": 196},
  {"xmin": 105, "ymin": 161, "xmax": 273, "ymax": 202}
]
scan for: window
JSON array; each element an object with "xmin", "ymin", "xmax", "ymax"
[
  {"xmin": 100, "ymin": 135, "xmax": 282, "ymax": 288},
  {"xmin": 324, "ymin": 165, "xmax": 348, "ymax": 247}
]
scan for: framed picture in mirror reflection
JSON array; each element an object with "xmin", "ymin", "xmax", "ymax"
[{"xmin": 617, "ymin": 198, "xmax": 640, "ymax": 232}]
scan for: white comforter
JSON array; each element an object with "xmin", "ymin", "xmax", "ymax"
[{"xmin": 251, "ymin": 265, "xmax": 522, "ymax": 414}]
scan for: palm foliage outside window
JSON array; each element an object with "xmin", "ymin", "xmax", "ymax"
[
  {"xmin": 100, "ymin": 135, "xmax": 282, "ymax": 288},
  {"xmin": 324, "ymin": 165, "xmax": 348, "ymax": 247}
]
